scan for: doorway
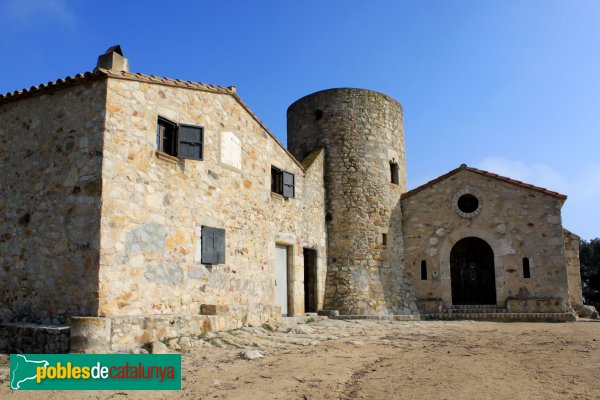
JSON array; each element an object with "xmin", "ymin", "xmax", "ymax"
[
  {"xmin": 450, "ymin": 237, "xmax": 496, "ymax": 305},
  {"xmin": 275, "ymin": 245, "xmax": 289, "ymax": 316},
  {"xmin": 303, "ymin": 248, "xmax": 318, "ymax": 313}
]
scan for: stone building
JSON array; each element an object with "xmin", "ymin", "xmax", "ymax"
[{"xmin": 0, "ymin": 47, "xmax": 587, "ymax": 352}]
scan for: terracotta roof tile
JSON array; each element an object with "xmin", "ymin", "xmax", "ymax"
[
  {"xmin": 0, "ymin": 68, "xmax": 235, "ymax": 105},
  {"xmin": 400, "ymin": 164, "xmax": 567, "ymax": 202}
]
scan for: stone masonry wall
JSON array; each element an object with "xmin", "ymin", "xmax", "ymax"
[
  {"xmin": 98, "ymin": 78, "xmax": 326, "ymax": 328},
  {"xmin": 563, "ymin": 228, "xmax": 583, "ymax": 308},
  {"xmin": 0, "ymin": 81, "xmax": 106, "ymax": 324},
  {"xmin": 300, "ymin": 149, "xmax": 327, "ymax": 310},
  {"xmin": 401, "ymin": 169, "xmax": 570, "ymax": 308},
  {"xmin": 287, "ymin": 88, "xmax": 417, "ymax": 315}
]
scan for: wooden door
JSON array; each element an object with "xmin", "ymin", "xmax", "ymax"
[
  {"xmin": 275, "ymin": 245, "xmax": 289, "ymax": 316},
  {"xmin": 450, "ymin": 237, "xmax": 496, "ymax": 305}
]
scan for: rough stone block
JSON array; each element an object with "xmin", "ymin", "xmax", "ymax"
[
  {"xmin": 200, "ymin": 304, "xmax": 228, "ymax": 315},
  {"xmin": 70, "ymin": 316, "xmax": 111, "ymax": 353},
  {"xmin": 317, "ymin": 309, "xmax": 339, "ymax": 317}
]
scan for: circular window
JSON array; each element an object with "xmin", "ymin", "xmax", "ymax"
[
  {"xmin": 451, "ymin": 188, "xmax": 482, "ymax": 218},
  {"xmin": 457, "ymin": 194, "xmax": 479, "ymax": 213}
]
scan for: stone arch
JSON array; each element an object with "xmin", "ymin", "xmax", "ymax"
[{"xmin": 438, "ymin": 228, "xmax": 506, "ymax": 307}]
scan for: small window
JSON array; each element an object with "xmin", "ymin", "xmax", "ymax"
[
  {"xmin": 157, "ymin": 117, "xmax": 176, "ymax": 156},
  {"xmin": 390, "ymin": 161, "xmax": 399, "ymax": 185},
  {"xmin": 271, "ymin": 166, "xmax": 283, "ymax": 194},
  {"xmin": 382, "ymin": 233, "xmax": 388, "ymax": 246},
  {"xmin": 421, "ymin": 260, "xmax": 427, "ymax": 280},
  {"xmin": 523, "ymin": 257, "xmax": 531, "ymax": 279},
  {"xmin": 156, "ymin": 118, "xmax": 203, "ymax": 160},
  {"xmin": 271, "ymin": 166, "xmax": 295, "ymax": 198},
  {"xmin": 201, "ymin": 226, "xmax": 225, "ymax": 264}
]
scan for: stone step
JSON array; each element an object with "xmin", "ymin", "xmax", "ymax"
[
  {"xmin": 281, "ymin": 315, "xmax": 329, "ymax": 324},
  {"xmin": 421, "ymin": 312, "xmax": 576, "ymax": 322},
  {"xmin": 449, "ymin": 305, "xmax": 502, "ymax": 309},
  {"xmin": 443, "ymin": 308, "xmax": 508, "ymax": 313},
  {"xmin": 332, "ymin": 315, "xmax": 420, "ymax": 321}
]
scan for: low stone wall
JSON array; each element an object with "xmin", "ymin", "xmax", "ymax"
[
  {"xmin": 506, "ymin": 298, "xmax": 566, "ymax": 313},
  {"xmin": 0, "ymin": 323, "xmax": 69, "ymax": 353},
  {"xmin": 63, "ymin": 304, "xmax": 281, "ymax": 353},
  {"xmin": 416, "ymin": 299, "xmax": 443, "ymax": 314},
  {"xmin": 111, "ymin": 304, "xmax": 278, "ymax": 352}
]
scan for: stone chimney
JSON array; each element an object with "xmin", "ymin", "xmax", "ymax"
[{"xmin": 96, "ymin": 45, "xmax": 129, "ymax": 72}]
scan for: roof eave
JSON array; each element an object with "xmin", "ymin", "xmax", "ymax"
[{"xmin": 401, "ymin": 165, "xmax": 567, "ymax": 203}]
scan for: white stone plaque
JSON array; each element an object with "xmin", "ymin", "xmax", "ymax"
[{"xmin": 221, "ymin": 131, "xmax": 242, "ymax": 169}]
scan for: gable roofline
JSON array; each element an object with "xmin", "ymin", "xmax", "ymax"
[
  {"xmin": 400, "ymin": 164, "xmax": 567, "ymax": 202},
  {"xmin": 0, "ymin": 68, "xmax": 304, "ymax": 171}
]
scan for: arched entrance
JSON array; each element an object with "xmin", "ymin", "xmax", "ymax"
[{"xmin": 450, "ymin": 237, "xmax": 496, "ymax": 305}]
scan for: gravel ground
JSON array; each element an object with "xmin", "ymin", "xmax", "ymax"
[{"xmin": 2, "ymin": 318, "xmax": 599, "ymax": 399}]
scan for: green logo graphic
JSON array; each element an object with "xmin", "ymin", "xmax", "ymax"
[{"xmin": 9, "ymin": 354, "xmax": 181, "ymax": 390}]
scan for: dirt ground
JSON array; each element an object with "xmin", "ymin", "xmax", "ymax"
[{"xmin": 1, "ymin": 319, "xmax": 599, "ymax": 399}]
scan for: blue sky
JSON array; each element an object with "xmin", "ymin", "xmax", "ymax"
[{"xmin": 1, "ymin": 0, "xmax": 599, "ymax": 239}]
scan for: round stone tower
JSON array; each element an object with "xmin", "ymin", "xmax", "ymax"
[{"xmin": 287, "ymin": 88, "xmax": 416, "ymax": 315}]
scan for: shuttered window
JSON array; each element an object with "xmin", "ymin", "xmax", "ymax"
[
  {"xmin": 156, "ymin": 118, "xmax": 203, "ymax": 161},
  {"xmin": 271, "ymin": 166, "xmax": 295, "ymax": 199},
  {"xmin": 201, "ymin": 226, "xmax": 225, "ymax": 265}
]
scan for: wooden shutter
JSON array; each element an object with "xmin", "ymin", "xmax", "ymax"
[
  {"xmin": 177, "ymin": 124, "xmax": 203, "ymax": 160},
  {"xmin": 201, "ymin": 226, "xmax": 226, "ymax": 264},
  {"xmin": 282, "ymin": 171, "xmax": 295, "ymax": 198}
]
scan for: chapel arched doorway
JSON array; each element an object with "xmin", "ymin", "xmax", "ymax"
[{"xmin": 450, "ymin": 237, "xmax": 496, "ymax": 305}]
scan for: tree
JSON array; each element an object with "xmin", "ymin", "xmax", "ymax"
[{"xmin": 580, "ymin": 238, "xmax": 600, "ymax": 309}]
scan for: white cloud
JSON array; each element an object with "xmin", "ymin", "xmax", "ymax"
[
  {"xmin": 477, "ymin": 157, "xmax": 569, "ymax": 193},
  {"xmin": 477, "ymin": 157, "xmax": 600, "ymax": 240},
  {"xmin": 1, "ymin": 0, "xmax": 76, "ymax": 28}
]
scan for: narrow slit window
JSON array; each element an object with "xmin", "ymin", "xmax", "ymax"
[
  {"xmin": 382, "ymin": 233, "xmax": 388, "ymax": 246},
  {"xmin": 390, "ymin": 161, "xmax": 399, "ymax": 185},
  {"xmin": 421, "ymin": 260, "xmax": 427, "ymax": 280},
  {"xmin": 523, "ymin": 257, "xmax": 531, "ymax": 278}
]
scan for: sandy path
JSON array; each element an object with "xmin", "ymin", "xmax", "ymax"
[{"xmin": 1, "ymin": 319, "xmax": 599, "ymax": 399}]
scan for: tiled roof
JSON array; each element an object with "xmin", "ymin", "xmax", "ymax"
[
  {"xmin": 0, "ymin": 68, "xmax": 304, "ymax": 170},
  {"xmin": 400, "ymin": 164, "xmax": 567, "ymax": 202},
  {"xmin": 99, "ymin": 68, "xmax": 234, "ymax": 94},
  {"xmin": 0, "ymin": 68, "xmax": 234, "ymax": 104}
]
